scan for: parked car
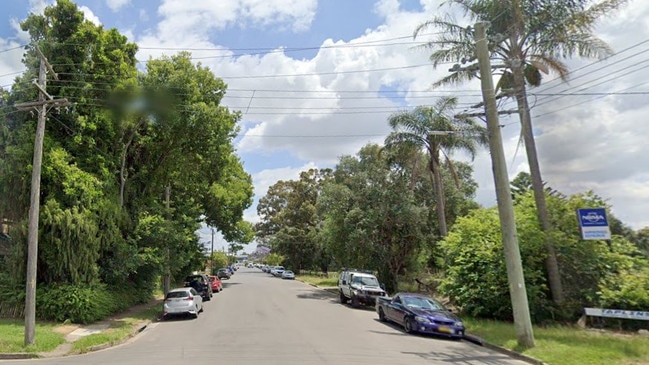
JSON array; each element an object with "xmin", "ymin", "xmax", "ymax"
[
  {"xmin": 183, "ymin": 274, "xmax": 213, "ymax": 301},
  {"xmin": 281, "ymin": 270, "xmax": 295, "ymax": 280},
  {"xmin": 376, "ymin": 293, "xmax": 465, "ymax": 338},
  {"xmin": 208, "ymin": 275, "xmax": 223, "ymax": 292},
  {"xmin": 270, "ymin": 266, "xmax": 285, "ymax": 277},
  {"xmin": 338, "ymin": 270, "xmax": 385, "ymax": 307},
  {"xmin": 217, "ymin": 268, "xmax": 231, "ymax": 280},
  {"xmin": 163, "ymin": 287, "xmax": 203, "ymax": 319}
]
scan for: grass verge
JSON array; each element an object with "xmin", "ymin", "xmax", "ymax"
[
  {"xmin": 0, "ymin": 319, "xmax": 65, "ymax": 353},
  {"xmin": 70, "ymin": 304, "xmax": 161, "ymax": 354},
  {"xmin": 465, "ymin": 317, "xmax": 649, "ymax": 365},
  {"xmin": 296, "ymin": 274, "xmax": 338, "ymax": 287}
]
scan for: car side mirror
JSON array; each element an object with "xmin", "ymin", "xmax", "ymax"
[{"xmin": 380, "ymin": 283, "xmax": 385, "ymax": 290}]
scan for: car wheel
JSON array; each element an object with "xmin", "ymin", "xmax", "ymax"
[
  {"xmin": 404, "ymin": 317, "xmax": 414, "ymax": 333},
  {"xmin": 378, "ymin": 308, "xmax": 387, "ymax": 322},
  {"xmin": 340, "ymin": 292, "xmax": 348, "ymax": 304},
  {"xmin": 351, "ymin": 295, "xmax": 360, "ymax": 308}
]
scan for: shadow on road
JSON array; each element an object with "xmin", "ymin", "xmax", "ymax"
[
  {"xmin": 296, "ymin": 291, "xmax": 339, "ymax": 302},
  {"xmin": 402, "ymin": 349, "xmax": 512, "ymax": 365},
  {"xmin": 222, "ymin": 282, "xmax": 241, "ymax": 288}
]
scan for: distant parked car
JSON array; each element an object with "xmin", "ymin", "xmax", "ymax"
[
  {"xmin": 270, "ymin": 266, "xmax": 285, "ymax": 277},
  {"xmin": 163, "ymin": 288, "xmax": 203, "ymax": 319},
  {"xmin": 217, "ymin": 268, "xmax": 231, "ymax": 280},
  {"xmin": 376, "ymin": 293, "xmax": 465, "ymax": 338},
  {"xmin": 208, "ymin": 275, "xmax": 223, "ymax": 292},
  {"xmin": 281, "ymin": 270, "xmax": 295, "ymax": 280},
  {"xmin": 183, "ymin": 274, "xmax": 213, "ymax": 301}
]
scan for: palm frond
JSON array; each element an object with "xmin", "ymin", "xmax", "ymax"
[
  {"xmin": 432, "ymin": 71, "xmax": 476, "ymax": 88},
  {"xmin": 528, "ymin": 54, "xmax": 569, "ymax": 81}
]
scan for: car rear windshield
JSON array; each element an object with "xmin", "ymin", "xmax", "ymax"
[{"xmin": 166, "ymin": 291, "xmax": 189, "ymax": 299}]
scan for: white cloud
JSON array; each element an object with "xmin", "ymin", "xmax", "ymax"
[
  {"xmin": 150, "ymin": 0, "xmax": 317, "ymax": 44},
  {"xmin": 251, "ymin": 163, "xmax": 319, "ymax": 199},
  {"xmin": 106, "ymin": 0, "xmax": 130, "ymax": 12},
  {"xmin": 79, "ymin": 6, "xmax": 101, "ymax": 26}
]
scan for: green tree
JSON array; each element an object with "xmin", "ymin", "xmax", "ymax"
[
  {"xmin": 317, "ymin": 144, "xmax": 430, "ymax": 291},
  {"xmin": 384, "ymin": 97, "xmax": 486, "ymax": 237},
  {"xmin": 264, "ymin": 253, "xmax": 285, "ymax": 266},
  {"xmin": 415, "ymin": 0, "xmax": 629, "ymax": 304},
  {"xmin": 256, "ymin": 169, "xmax": 332, "ymax": 273},
  {"xmin": 209, "ymin": 251, "xmax": 229, "ymax": 273}
]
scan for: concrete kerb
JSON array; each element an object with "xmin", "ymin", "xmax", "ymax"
[
  {"xmin": 463, "ymin": 334, "xmax": 547, "ymax": 365},
  {"xmin": 0, "ymin": 353, "xmax": 41, "ymax": 360}
]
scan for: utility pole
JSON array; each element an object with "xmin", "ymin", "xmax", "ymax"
[
  {"xmin": 210, "ymin": 227, "xmax": 215, "ymax": 274},
  {"xmin": 474, "ymin": 22, "xmax": 535, "ymax": 348},
  {"xmin": 163, "ymin": 185, "xmax": 171, "ymax": 296},
  {"xmin": 16, "ymin": 46, "xmax": 69, "ymax": 346}
]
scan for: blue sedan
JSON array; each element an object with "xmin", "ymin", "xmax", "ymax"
[{"xmin": 376, "ymin": 293, "xmax": 465, "ymax": 338}]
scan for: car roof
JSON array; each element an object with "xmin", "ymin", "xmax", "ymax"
[
  {"xmin": 350, "ymin": 272, "xmax": 375, "ymax": 277},
  {"xmin": 396, "ymin": 292, "xmax": 434, "ymax": 299},
  {"xmin": 169, "ymin": 287, "xmax": 192, "ymax": 293}
]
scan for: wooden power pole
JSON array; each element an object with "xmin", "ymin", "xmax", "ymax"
[
  {"xmin": 473, "ymin": 22, "xmax": 535, "ymax": 348},
  {"xmin": 15, "ymin": 46, "xmax": 69, "ymax": 346}
]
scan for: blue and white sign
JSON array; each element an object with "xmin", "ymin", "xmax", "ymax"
[{"xmin": 577, "ymin": 208, "xmax": 611, "ymax": 240}]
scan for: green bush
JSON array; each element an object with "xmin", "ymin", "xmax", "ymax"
[
  {"xmin": 36, "ymin": 284, "xmax": 115, "ymax": 323},
  {"xmin": 439, "ymin": 191, "xmax": 649, "ymax": 323},
  {"xmin": 35, "ymin": 282, "xmax": 154, "ymax": 324}
]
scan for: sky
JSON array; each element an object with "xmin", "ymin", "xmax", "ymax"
[{"xmin": 2, "ymin": 0, "xmax": 649, "ymax": 253}]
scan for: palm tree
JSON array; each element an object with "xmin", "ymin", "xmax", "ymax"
[
  {"xmin": 414, "ymin": 0, "xmax": 628, "ymax": 305},
  {"xmin": 384, "ymin": 96, "xmax": 487, "ymax": 237}
]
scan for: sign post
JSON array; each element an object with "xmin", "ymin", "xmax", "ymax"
[{"xmin": 576, "ymin": 208, "xmax": 611, "ymax": 240}]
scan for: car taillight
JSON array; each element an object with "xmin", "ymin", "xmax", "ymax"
[{"xmin": 184, "ymin": 296, "xmax": 193, "ymax": 301}]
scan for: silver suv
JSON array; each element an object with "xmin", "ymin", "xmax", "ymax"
[{"xmin": 338, "ymin": 270, "xmax": 386, "ymax": 307}]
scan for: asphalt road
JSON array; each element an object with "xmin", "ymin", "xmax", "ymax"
[{"xmin": 4, "ymin": 268, "xmax": 529, "ymax": 365}]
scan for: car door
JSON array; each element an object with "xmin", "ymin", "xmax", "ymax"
[
  {"xmin": 190, "ymin": 288, "xmax": 202, "ymax": 311},
  {"xmin": 388, "ymin": 295, "xmax": 406, "ymax": 322}
]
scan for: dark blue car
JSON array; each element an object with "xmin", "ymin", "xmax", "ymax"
[{"xmin": 376, "ymin": 293, "xmax": 465, "ymax": 338}]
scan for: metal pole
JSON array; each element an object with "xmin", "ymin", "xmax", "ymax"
[
  {"xmin": 474, "ymin": 21, "xmax": 535, "ymax": 348},
  {"xmin": 24, "ymin": 58, "xmax": 47, "ymax": 346},
  {"xmin": 163, "ymin": 185, "xmax": 170, "ymax": 296},
  {"xmin": 210, "ymin": 227, "xmax": 214, "ymax": 274}
]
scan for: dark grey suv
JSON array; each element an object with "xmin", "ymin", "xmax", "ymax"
[{"xmin": 183, "ymin": 274, "xmax": 213, "ymax": 301}]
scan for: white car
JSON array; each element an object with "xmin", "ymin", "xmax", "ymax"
[
  {"xmin": 270, "ymin": 266, "xmax": 285, "ymax": 276},
  {"xmin": 163, "ymin": 287, "xmax": 203, "ymax": 319},
  {"xmin": 281, "ymin": 270, "xmax": 295, "ymax": 280}
]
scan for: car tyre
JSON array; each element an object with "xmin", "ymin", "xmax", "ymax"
[
  {"xmin": 378, "ymin": 308, "xmax": 387, "ymax": 322},
  {"xmin": 351, "ymin": 295, "xmax": 360, "ymax": 308},
  {"xmin": 404, "ymin": 317, "xmax": 414, "ymax": 334},
  {"xmin": 340, "ymin": 292, "xmax": 348, "ymax": 304}
]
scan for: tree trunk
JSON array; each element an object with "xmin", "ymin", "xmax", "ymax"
[
  {"xmin": 430, "ymin": 155, "xmax": 448, "ymax": 237},
  {"xmin": 511, "ymin": 63, "xmax": 564, "ymax": 304},
  {"xmin": 119, "ymin": 137, "xmax": 133, "ymax": 209}
]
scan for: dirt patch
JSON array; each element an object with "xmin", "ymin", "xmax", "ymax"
[{"xmin": 53, "ymin": 324, "xmax": 79, "ymax": 336}]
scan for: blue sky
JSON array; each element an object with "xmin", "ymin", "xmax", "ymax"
[{"xmin": 2, "ymin": 0, "xmax": 649, "ymax": 252}]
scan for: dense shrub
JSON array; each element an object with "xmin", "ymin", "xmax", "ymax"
[
  {"xmin": 439, "ymin": 191, "xmax": 649, "ymax": 323},
  {"xmin": 33, "ymin": 282, "xmax": 154, "ymax": 324}
]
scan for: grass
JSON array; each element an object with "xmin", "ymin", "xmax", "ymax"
[
  {"xmin": 0, "ymin": 319, "xmax": 65, "ymax": 353},
  {"xmin": 296, "ymin": 273, "xmax": 339, "ymax": 287},
  {"xmin": 70, "ymin": 304, "xmax": 161, "ymax": 354},
  {"xmin": 464, "ymin": 317, "xmax": 649, "ymax": 365}
]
